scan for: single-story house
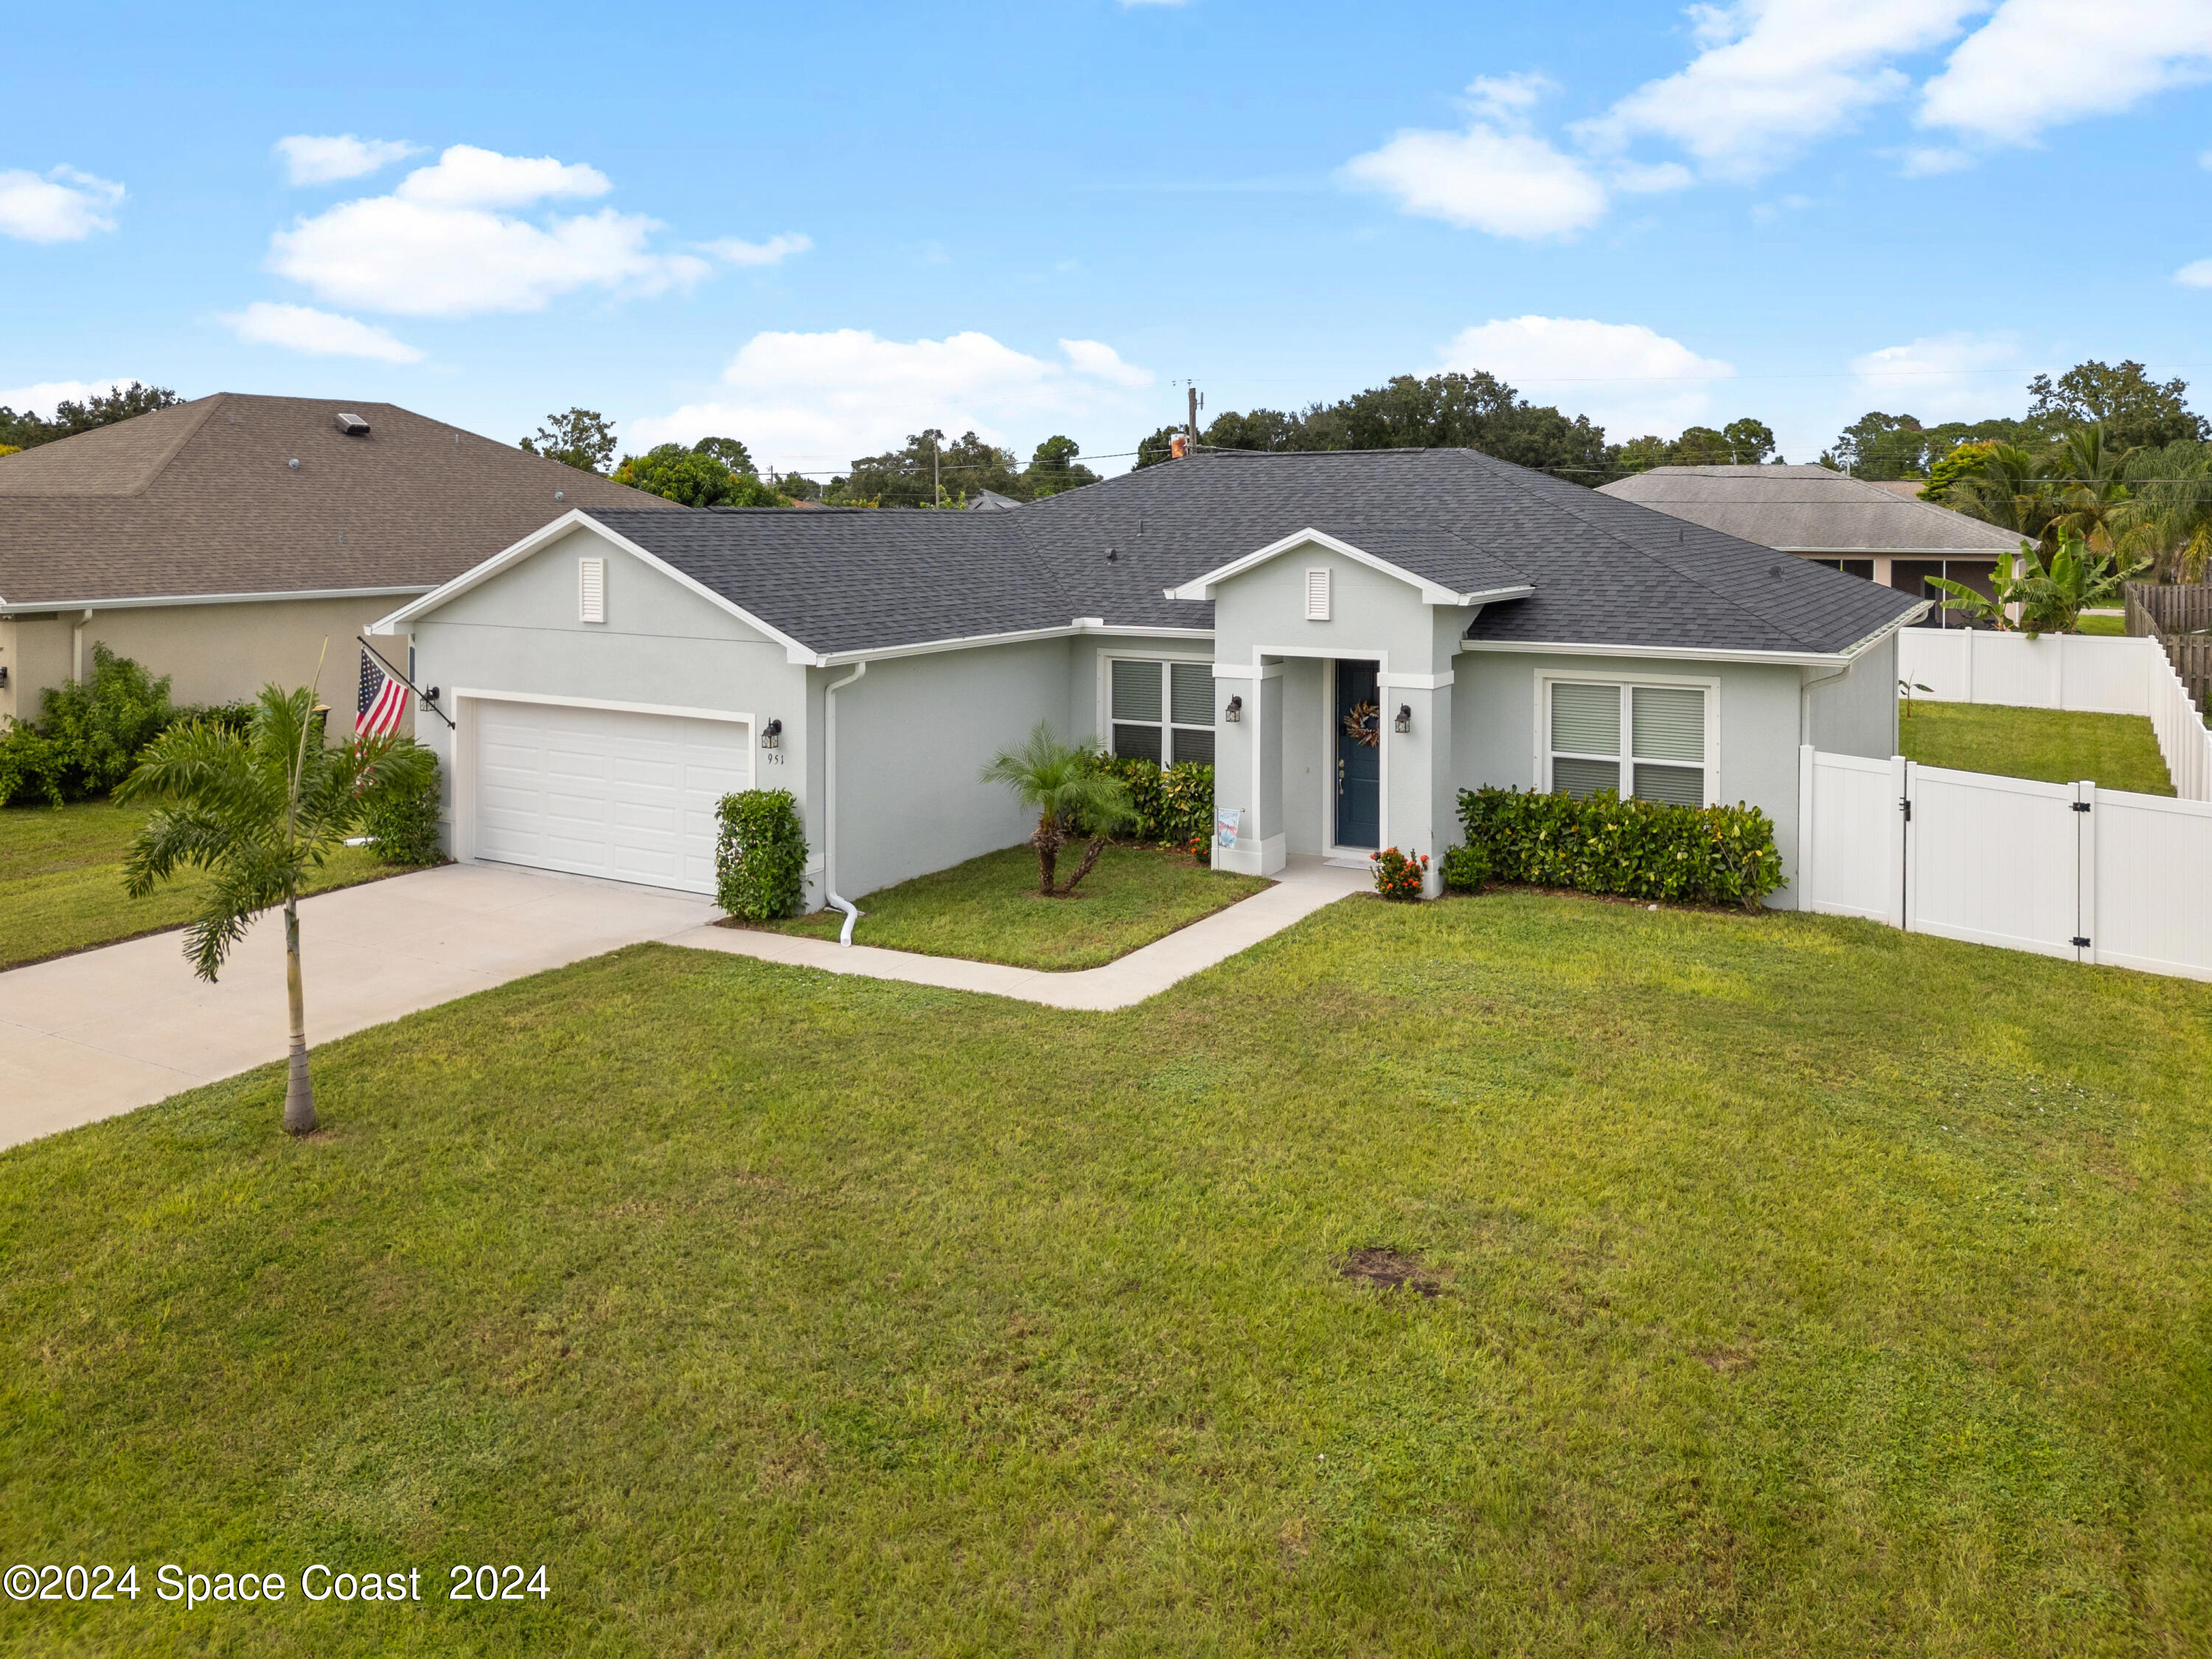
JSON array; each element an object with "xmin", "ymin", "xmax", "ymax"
[
  {"xmin": 1596, "ymin": 464, "xmax": 2024, "ymax": 628},
  {"xmin": 0, "ymin": 393, "xmax": 675, "ymax": 734},
  {"xmin": 370, "ymin": 448, "xmax": 1923, "ymax": 905}
]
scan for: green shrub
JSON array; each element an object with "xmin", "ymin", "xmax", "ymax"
[
  {"xmin": 716, "ymin": 788, "xmax": 809, "ymax": 919},
  {"xmin": 0, "ymin": 644, "xmax": 175, "ymax": 806},
  {"xmin": 1458, "ymin": 786, "xmax": 1784, "ymax": 911},
  {"xmin": 358, "ymin": 750, "xmax": 445, "ymax": 866},
  {"xmin": 1075, "ymin": 754, "xmax": 1215, "ymax": 855},
  {"xmin": 1440, "ymin": 842, "xmax": 1489, "ymax": 894}
]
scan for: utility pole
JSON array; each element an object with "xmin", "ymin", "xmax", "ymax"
[
  {"xmin": 932, "ymin": 431, "xmax": 941, "ymax": 507},
  {"xmin": 1186, "ymin": 384, "xmax": 1200, "ymax": 450}
]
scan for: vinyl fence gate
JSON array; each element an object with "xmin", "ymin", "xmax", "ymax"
[{"xmin": 1796, "ymin": 745, "xmax": 2212, "ymax": 982}]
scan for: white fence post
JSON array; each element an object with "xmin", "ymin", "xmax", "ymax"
[
  {"xmin": 2076, "ymin": 780, "xmax": 2097, "ymax": 965},
  {"xmin": 1797, "ymin": 743, "xmax": 1816, "ymax": 911},
  {"xmin": 1890, "ymin": 755, "xmax": 1912, "ymax": 931}
]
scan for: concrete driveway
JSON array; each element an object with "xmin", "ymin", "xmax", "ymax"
[{"xmin": 0, "ymin": 863, "xmax": 717, "ymax": 1152}]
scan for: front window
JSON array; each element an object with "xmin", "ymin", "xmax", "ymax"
[
  {"xmin": 1111, "ymin": 659, "xmax": 1215, "ymax": 766},
  {"xmin": 1548, "ymin": 681, "xmax": 1707, "ymax": 807}
]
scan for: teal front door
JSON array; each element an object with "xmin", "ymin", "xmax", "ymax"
[{"xmin": 1333, "ymin": 659, "xmax": 1381, "ymax": 849}]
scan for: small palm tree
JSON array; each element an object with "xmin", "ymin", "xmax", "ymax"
[
  {"xmin": 1935, "ymin": 531, "xmax": 2148, "ymax": 636},
  {"xmin": 981, "ymin": 723, "xmax": 1137, "ymax": 897},
  {"xmin": 115, "ymin": 684, "xmax": 438, "ymax": 1135},
  {"xmin": 2115, "ymin": 440, "xmax": 2212, "ymax": 582}
]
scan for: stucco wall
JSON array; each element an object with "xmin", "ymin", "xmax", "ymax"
[
  {"xmin": 2, "ymin": 597, "xmax": 414, "ymax": 734},
  {"xmin": 1805, "ymin": 632, "xmax": 1899, "ymax": 759},
  {"xmin": 1453, "ymin": 648, "xmax": 1809, "ymax": 904}
]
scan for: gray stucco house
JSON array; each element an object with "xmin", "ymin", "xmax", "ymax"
[{"xmin": 369, "ymin": 449, "xmax": 1921, "ymax": 908}]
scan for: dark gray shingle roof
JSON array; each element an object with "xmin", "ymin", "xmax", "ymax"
[
  {"xmin": 1596, "ymin": 462, "xmax": 2025, "ymax": 554},
  {"xmin": 590, "ymin": 448, "xmax": 1920, "ymax": 659}
]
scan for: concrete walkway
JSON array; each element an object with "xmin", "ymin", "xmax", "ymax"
[
  {"xmin": 670, "ymin": 855, "xmax": 1370, "ymax": 1010},
  {"xmin": 0, "ymin": 863, "xmax": 716, "ymax": 1152}
]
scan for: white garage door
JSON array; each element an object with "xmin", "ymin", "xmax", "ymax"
[{"xmin": 473, "ymin": 700, "xmax": 751, "ymax": 894}]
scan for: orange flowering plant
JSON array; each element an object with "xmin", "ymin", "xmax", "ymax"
[{"xmin": 1368, "ymin": 845, "xmax": 1429, "ymax": 901}]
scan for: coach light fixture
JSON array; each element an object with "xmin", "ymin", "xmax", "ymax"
[
  {"xmin": 762, "ymin": 718, "xmax": 783, "ymax": 751},
  {"xmin": 1394, "ymin": 703, "xmax": 1413, "ymax": 734},
  {"xmin": 1224, "ymin": 695, "xmax": 1242, "ymax": 723}
]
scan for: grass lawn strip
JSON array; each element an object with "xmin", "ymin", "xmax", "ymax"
[
  {"xmin": 1899, "ymin": 699, "xmax": 2174, "ymax": 795},
  {"xmin": 0, "ymin": 799, "xmax": 418, "ymax": 972},
  {"xmin": 3, "ymin": 894, "xmax": 2207, "ymax": 1653},
  {"xmin": 754, "ymin": 841, "xmax": 1273, "ymax": 970}
]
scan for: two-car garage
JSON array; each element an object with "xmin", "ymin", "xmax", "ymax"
[{"xmin": 465, "ymin": 698, "xmax": 751, "ymax": 896}]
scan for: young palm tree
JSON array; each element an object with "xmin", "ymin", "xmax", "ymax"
[
  {"xmin": 2045, "ymin": 425, "xmax": 2132, "ymax": 554},
  {"xmin": 1944, "ymin": 441, "xmax": 2059, "ymax": 546},
  {"xmin": 116, "ymin": 684, "xmax": 438, "ymax": 1135},
  {"xmin": 981, "ymin": 723, "xmax": 1137, "ymax": 897}
]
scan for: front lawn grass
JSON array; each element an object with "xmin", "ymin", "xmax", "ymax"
[
  {"xmin": 2076, "ymin": 612, "xmax": 2125, "ymax": 636},
  {"xmin": 0, "ymin": 799, "xmax": 414, "ymax": 971},
  {"xmin": 754, "ymin": 841, "xmax": 1272, "ymax": 968},
  {"xmin": 4, "ymin": 894, "xmax": 2208, "ymax": 1655},
  {"xmin": 1899, "ymin": 698, "xmax": 2174, "ymax": 794}
]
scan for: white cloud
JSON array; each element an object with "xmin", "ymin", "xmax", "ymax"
[
  {"xmin": 1611, "ymin": 160, "xmax": 1696, "ymax": 194},
  {"xmin": 1921, "ymin": 0, "xmax": 2212, "ymax": 145},
  {"xmin": 265, "ymin": 145, "xmax": 729, "ymax": 318},
  {"xmin": 703, "ymin": 232, "xmax": 812, "ymax": 267},
  {"xmin": 0, "ymin": 378, "xmax": 136, "ymax": 419},
  {"xmin": 1343, "ymin": 121, "xmax": 1607, "ymax": 238},
  {"xmin": 221, "ymin": 301, "xmax": 425, "ymax": 364},
  {"xmin": 1582, "ymin": 0, "xmax": 1987, "ymax": 179},
  {"xmin": 1465, "ymin": 72, "xmax": 1557, "ymax": 119},
  {"xmin": 390, "ymin": 145, "xmax": 609, "ymax": 209},
  {"xmin": 626, "ymin": 330, "xmax": 1156, "ymax": 470},
  {"xmin": 1436, "ymin": 316, "xmax": 1734, "ymax": 438},
  {"xmin": 2177, "ymin": 260, "xmax": 2212, "ymax": 289},
  {"xmin": 1900, "ymin": 145, "xmax": 1975, "ymax": 175},
  {"xmin": 1848, "ymin": 332, "xmax": 2024, "ymax": 418},
  {"xmin": 0, "ymin": 165, "xmax": 125, "ymax": 243},
  {"xmin": 274, "ymin": 134, "xmax": 420, "ymax": 187}
]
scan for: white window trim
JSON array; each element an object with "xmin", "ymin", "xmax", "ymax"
[
  {"xmin": 1097, "ymin": 649, "xmax": 1217, "ymax": 768},
  {"xmin": 1535, "ymin": 670, "xmax": 1719, "ymax": 806}
]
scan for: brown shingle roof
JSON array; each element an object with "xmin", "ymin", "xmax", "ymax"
[{"xmin": 0, "ymin": 392, "xmax": 681, "ymax": 608}]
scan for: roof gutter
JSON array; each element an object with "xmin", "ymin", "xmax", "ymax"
[
  {"xmin": 809, "ymin": 618, "xmax": 1216, "ymax": 669},
  {"xmin": 1461, "ymin": 602, "xmax": 1928, "ymax": 669},
  {"xmin": 1, "ymin": 583, "xmax": 434, "ymax": 617}
]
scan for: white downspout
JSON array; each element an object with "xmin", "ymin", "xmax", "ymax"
[
  {"xmin": 72, "ymin": 608, "xmax": 94, "ymax": 681},
  {"xmin": 822, "ymin": 659, "xmax": 867, "ymax": 946}
]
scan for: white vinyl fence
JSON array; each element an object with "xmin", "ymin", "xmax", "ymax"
[
  {"xmin": 1797, "ymin": 745, "xmax": 2212, "ymax": 982},
  {"xmin": 1897, "ymin": 629, "xmax": 2212, "ymax": 801}
]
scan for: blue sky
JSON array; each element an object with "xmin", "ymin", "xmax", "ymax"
[{"xmin": 4, "ymin": 0, "xmax": 2210, "ymax": 476}]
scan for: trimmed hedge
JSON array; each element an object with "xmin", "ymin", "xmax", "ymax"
[
  {"xmin": 1458, "ymin": 786, "xmax": 1784, "ymax": 911},
  {"xmin": 1077, "ymin": 754, "xmax": 1215, "ymax": 855},
  {"xmin": 359, "ymin": 754, "xmax": 445, "ymax": 866},
  {"xmin": 716, "ymin": 788, "xmax": 810, "ymax": 919},
  {"xmin": 1440, "ymin": 841, "xmax": 1489, "ymax": 894}
]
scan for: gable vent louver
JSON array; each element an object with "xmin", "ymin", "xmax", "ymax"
[
  {"xmin": 578, "ymin": 557, "xmax": 606, "ymax": 623},
  {"xmin": 1305, "ymin": 567, "xmax": 1331, "ymax": 622}
]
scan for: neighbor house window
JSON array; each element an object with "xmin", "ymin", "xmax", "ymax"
[
  {"xmin": 1111, "ymin": 658, "xmax": 1215, "ymax": 766},
  {"xmin": 1548, "ymin": 681, "xmax": 1708, "ymax": 807}
]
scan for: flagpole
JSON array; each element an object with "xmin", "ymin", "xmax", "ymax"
[{"xmin": 356, "ymin": 636, "xmax": 456, "ymax": 730}]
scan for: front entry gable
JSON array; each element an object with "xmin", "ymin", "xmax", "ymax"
[{"xmin": 1164, "ymin": 526, "xmax": 1534, "ymax": 608}]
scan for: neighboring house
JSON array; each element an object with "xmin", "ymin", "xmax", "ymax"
[
  {"xmin": 0, "ymin": 394, "xmax": 675, "ymax": 733},
  {"xmin": 372, "ymin": 448, "xmax": 1921, "ymax": 905},
  {"xmin": 1597, "ymin": 464, "xmax": 2023, "ymax": 628}
]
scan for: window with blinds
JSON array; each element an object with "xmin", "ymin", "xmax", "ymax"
[
  {"xmin": 1110, "ymin": 658, "xmax": 1215, "ymax": 765},
  {"xmin": 1548, "ymin": 680, "xmax": 1707, "ymax": 806}
]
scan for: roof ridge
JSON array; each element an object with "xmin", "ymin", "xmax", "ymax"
[{"xmin": 1459, "ymin": 450, "xmax": 1836, "ymax": 653}]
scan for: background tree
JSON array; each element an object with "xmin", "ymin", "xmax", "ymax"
[
  {"xmin": 1722, "ymin": 417, "xmax": 1778, "ymax": 465},
  {"xmin": 1025, "ymin": 435, "xmax": 1100, "ymax": 498},
  {"xmin": 832, "ymin": 429, "xmax": 1023, "ymax": 507},
  {"xmin": 0, "ymin": 381, "xmax": 184, "ymax": 452},
  {"xmin": 769, "ymin": 469, "xmax": 821, "ymax": 501},
  {"xmin": 116, "ymin": 684, "xmax": 438, "ymax": 1135},
  {"xmin": 981, "ymin": 723, "xmax": 1135, "ymax": 897},
  {"xmin": 2116, "ymin": 440, "xmax": 2212, "ymax": 582},
  {"xmin": 1823, "ymin": 411, "xmax": 1930, "ymax": 479},
  {"xmin": 520, "ymin": 408, "xmax": 618, "ymax": 473},
  {"xmin": 1943, "ymin": 442, "xmax": 2060, "ymax": 545},
  {"xmin": 1132, "ymin": 423, "xmax": 1185, "ymax": 470},
  {"xmin": 2044, "ymin": 427, "xmax": 2132, "ymax": 552},
  {"xmin": 613, "ymin": 444, "xmax": 787, "ymax": 507},
  {"xmin": 692, "ymin": 436, "xmax": 757, "ymax": 475},
  {"xmin": 2028, "ymin": 360, "xmax": 2207, "ymax": 451}
]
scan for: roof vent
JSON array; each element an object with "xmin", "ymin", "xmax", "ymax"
[{"xmin": 288, "ymin": 458, "xmax": 300, "ymax": 470}]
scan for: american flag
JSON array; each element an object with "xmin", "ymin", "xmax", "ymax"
[{"xmin": 356, "ymin": 649, "xmax": 408, "ymax": 738}]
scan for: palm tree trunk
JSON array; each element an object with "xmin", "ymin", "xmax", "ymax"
[
  {"xmin": 282, "ymin": 894, "xmax": 316, "ymax": 1135},
  {"xmin": 1033, "ymin": 813, "xmax": 1062, "ymax": 896},
  {"xmin": 1054, "ymin": 836, "xmax": 1110, "ymax": 896}
]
